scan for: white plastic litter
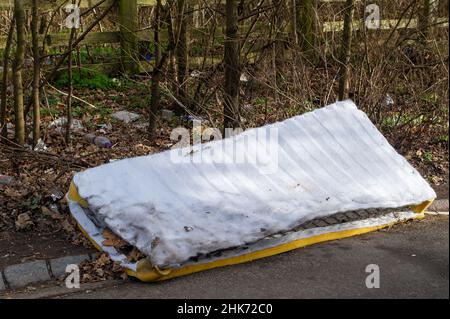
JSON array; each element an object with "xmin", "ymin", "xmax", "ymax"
[
  {"xmin": 384, "ymin": 94, "xmax": 395, "ymax": 108},
  {"xmin": 240, "ymin": 73, "xmax": 249, "ymax": 82},
  {"xmin": 161, "ymin": 109, "xmax": 174, "ymax": 120},
  {"xmin": 0, "ymin": 175, "xmax": 13, "ymax": 185},
  {"xmin": 112, "ymin": 111, "xmax": 140, "ymax": 123},
  {"xmin": 70, "ymin": 100, "xmax": 436, "ymax": 267},
  {"xmin": 33, "ymin": 139, "xmax": 48, "ymax": 152},
  {"xmin": 49, "ymin": 117, "xmax": 84, "ymax": 132}
]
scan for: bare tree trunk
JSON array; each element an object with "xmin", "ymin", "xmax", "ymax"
[
  {"xmin": 31, "ymin": 0, "xmax": 41, "ymax": 148},
  {"xmin": 175, "ymin": 0, "xmax": 189, "ymax": 115},
  {"xmin": 148, "ymin": 1, "xmax": 179, "ymax": 138},
  {"xmin": 224, "ymin": 0, "xmax": 240, "ymax": 133},
  {"xmin": 66, "ymin": 0, "xmax": 77, "ymax": 145},
  {"xmin": 0, "ymin": 16, "xmax": 15, "ymax": 139},
  {"xmin": 38, "ymin": 14, "xmax": 48, "ymax": 35},
  {"xmin": 338, "ymin": 0, "xmax": 354, "ymax": 101},
  {"xmin": 289, "ymin": 0, "xmax": 298, "ymax": 45},
  {"xmin": 13, "ymin": 0, "xmax": 26, "ymax": 146},
  {"xmin": 148, "ymin": 0, "xmax": 162, "ymax": 139},
  {"xmin": 167, "ymin": 14, "xmax": 178, "ymax": 108},
  {"xmin": 272, "ymin": 0, "xmax": 286, "ymax": 97}
]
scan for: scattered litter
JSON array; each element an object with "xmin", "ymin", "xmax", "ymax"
[
  {"xmin": 190, "ymin": 70, "xmax": 202, "ymax": 78},
  {"xmin": 6, "ymin": 123, "xmax": 14, "ymax": 134},
  {"xmin": 49, "ymin": 117, "xmax": 84, "ymax": 132},
  {"xmin": 49, "ymin": 188, "xmax": 64, "ymax": 202},
  {"xmin": 43, "ymin": 57, "xmax": 53, "ymax": 65},
  {"xmin": 49, "ymin": 203, "xmax": 60, "ymax": 213},
  {"xmin": 243, "ymin": 104, "xmax": 254, "ymax": 111},
  {"xmin": 0, "ymin": 175, "xmax": 13, "ymax": 185},
  {"xmin": 97, "ymin": 123, "xmax": 113, "ymax": 134},
  {"xmin": 144, "ymin": 53, "xmax": 153, "ymax": 62},
  {"xmin": 33, "ymin": 139, "xmax": 48, "ymax": 152},
  {"xmin": 161, "ymin": 109, "xmax": 174, "ymax": 120},
  {"xmin": 15, "ymin": 213, "xmax": 33, "ymax": 231},
  {"xmin": 384, "ymin": 94, "xmax": 395, "ymax": 108},
  {"xmin": 85, "ymin": 133, "xmax": 112, "ymax": 148},
  {"xmin": 240, "ymin": 73, "xmax": 249, "ymax": 82},
  {"xmin": 24, "ymin": 58, "xmax": 33, "ymax": 67},
  {"xmin": 182, "ymin": 115, "xmax": 203, "ymax": 123},
  {"xmin": 112, "ymin": 111, "xmax": 140, "ymax": 123}
]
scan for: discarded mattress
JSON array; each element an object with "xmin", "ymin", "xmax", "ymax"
[{"xmin": 67, "ymin": 100, "xmax": 436, "ymax": 281}]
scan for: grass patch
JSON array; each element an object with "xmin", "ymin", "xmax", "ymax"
[
  {"xmin": 438, "ymin": 135, "xmax": 449, "ymax": 143},
  {"xmin": 423, "ymin": 150, "xmax": 433, "ymax": 162},
  {"xmin": 55, "ymin": 68, "xmax": 116, "ymax": 90}
]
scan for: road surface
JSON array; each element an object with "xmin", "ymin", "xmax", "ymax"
[{"xmin": 5, "ymin": 215, "xmax": 449, "ymax": 299}]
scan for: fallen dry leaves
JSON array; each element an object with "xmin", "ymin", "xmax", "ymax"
[
  {"xmin": 15, "ymin": 213, "xmax": 34, "ymax": 231},
  {"xmin": 76, "ymin": 252, "xmax": 128, "ymax": 283},
  {"xmin": 101, "ymin": 228, "xmax": 146, "ymax": 263},
  {"xmin": 102, "ymin": 228, "xmax": 128, "ymax": 249}
]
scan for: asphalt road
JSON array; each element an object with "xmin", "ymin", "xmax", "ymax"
[
  {"xmin": 64, "ymin": 215, "xmax": 449, "ymax": 299},
  {"xmin": 5, "ymin": 215, "xmax": 448, "ymax": 299}
]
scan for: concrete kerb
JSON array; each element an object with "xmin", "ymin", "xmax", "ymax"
[
  {"xmin": 50, "ymin": 254, "xmax": 92, "ymax": 278},
  {"xmin": 3, "ymin": 260, "xmax": 51, "ymax": 289},
  {"xmin": 0, "ymin": 254, "xmax": 91, "ymax": 292}
]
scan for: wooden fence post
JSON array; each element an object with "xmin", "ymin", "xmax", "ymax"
[
  {"xmin": 418, "ymin": 0, "xmax": 439, "ymax": 41},
  {"xmin": 119, "ymin": 0, "xmax": 138, "ymax": 74},
  {"xmin": 296, "ymin": 0, "xmax": 317, "ymax": 53}
]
